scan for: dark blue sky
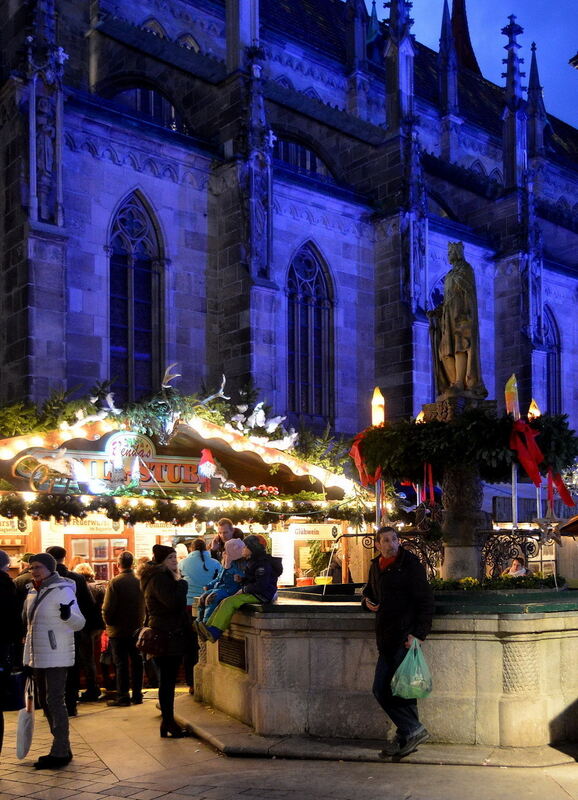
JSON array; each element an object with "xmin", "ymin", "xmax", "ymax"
[{"xmin": 365, "ymin": 0, "xmax": 578, "ymax": 127}]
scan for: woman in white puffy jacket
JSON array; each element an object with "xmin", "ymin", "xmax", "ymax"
[{"xmin": 23, "ymin": 553, "xmax": 85, "ymax": 770}]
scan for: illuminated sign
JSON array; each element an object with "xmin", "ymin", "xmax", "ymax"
[{"xmin": 12, "ymin": 432, "xmax": 226, "ymax": 493}]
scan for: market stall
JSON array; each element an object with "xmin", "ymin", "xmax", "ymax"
[{"xmin": 0, "ymin": 415, "xmax": 372, "ymax": 582}]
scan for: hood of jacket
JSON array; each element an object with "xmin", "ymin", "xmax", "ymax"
[{"xmin": 139, "ymin": 561, "xmax": 165, "ymax": 592}]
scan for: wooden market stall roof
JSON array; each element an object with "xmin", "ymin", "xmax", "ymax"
[{"xmin": 0, "ymin": 416, "xmax": 356, "ymax": 499}]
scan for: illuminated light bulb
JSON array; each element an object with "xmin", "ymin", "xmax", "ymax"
[
  {"xmin": 385, "ymin": 501, "xmax": 394, "ymax": 513},
  {"xmin": 528, "ymin": 399, "xmax": 542, "ymax": 420},
  {"xmin": 371, "ymin": 387, "xmax": 385, "ymax": 426},
  {"xmin": 22, "ymin": 492, "xmax": 36, "ymax": 503}
]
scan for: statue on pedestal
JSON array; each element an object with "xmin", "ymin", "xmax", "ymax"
[{"xmin": 429, "ymin": 241, "xmax": 487, "ymax": 400}]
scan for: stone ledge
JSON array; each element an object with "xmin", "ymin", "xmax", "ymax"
[{"xmin": 174, "ymin": 696, "xmax": 578, "ymax": 767}]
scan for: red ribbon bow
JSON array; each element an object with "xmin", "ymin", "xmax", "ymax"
[
  {"xmin": 349, "ymin": 429, "xmax": 382, "ymax": 487},
  {"xmin": 548, "ymin": 467, "xmax": 575, "ymax": 508},
  {"xmin": 509, "ymin": 420, "xmax": 544, "ymax": 487}
]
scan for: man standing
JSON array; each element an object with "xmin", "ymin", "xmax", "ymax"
[
  {"xmin": 210, "ymin": 518, "xmax": 243, "ymax": 561},
  {"xmin": 362, "ymin": 526, "xmax": 434, "ymax": 759},
  {"xmin": 102, "ymin": 551, "xmax": 145, "ymax": 706},
  {"xmin": 46, "ymin": 546, "xmax": 100, "ymax": 712},
  {"xmin": 23, "ymin": 553, "xmax": 85, "ymax": 769}
]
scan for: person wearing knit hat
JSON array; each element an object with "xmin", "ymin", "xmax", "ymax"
[
  {"xmin": 194, "ymin": 538, "xmax": 248, "ymax": 625},
  {"xmin": 45, "ymin": 545, "xmax": 101, "ymax": 712},
  {"xmin": 23, "ymin": 553, "xmax": 85, "ymax": 769},
  {"xmin": 196, "ymin": 534, "xmax": 283, "ymax": 644},
  {"xmin": 0, "ymin": 549, "xmax": 10, "ymax": 570},
  {"xmin": 29, "ymin": 552, "xmax": 57, "ymax": 574},
  {"xmin": 152, "ymin": 544, "xmax": 176, "ymax": 564},
  {"xmin": 139, "ymin": 544, "xmax": 191, "ymax": 738}
]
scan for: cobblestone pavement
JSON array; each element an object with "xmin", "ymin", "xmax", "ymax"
[{"xmin": 2, "ymin": 692, "xmax": 578, "ymax": 800}]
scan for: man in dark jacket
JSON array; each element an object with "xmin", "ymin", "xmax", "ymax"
[
  {"xmin": 102, "ymin": 551, "xmax": 145, "ymax": 706},
  {"xmin": 196, "ymin": 534, "xmax": 282, "ymax": 642},
  {"xmin": 362, "ymin": 526, "xmax": 434, "ymax": 759},
  {"xmin": 46, "ymin": 546, "xmax": 101, "ymax": 713}
]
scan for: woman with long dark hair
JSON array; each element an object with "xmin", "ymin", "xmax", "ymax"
[{"xmin": 140, "ymin": 545, "xmax": 192, "ymax": 738}]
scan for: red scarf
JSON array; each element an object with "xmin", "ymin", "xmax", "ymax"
[{"xmin": 379, "ymin": 555, "xmax": 397, "ymax": 572}]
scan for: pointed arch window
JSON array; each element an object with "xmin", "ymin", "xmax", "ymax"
[
  {"xmin": 109, "ymin": 195, "xmax": 161, "ymax": 404},
  {"xmin": 287, "ymin": 245, "xmax": 333, "ymax": 421},
  {"xmin": 544, "ymin": 307, "xmax": 561, "ymax": 413}
]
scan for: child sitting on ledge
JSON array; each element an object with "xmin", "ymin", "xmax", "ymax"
[
  {"xmin": 197, "ymin": 538, "xmax": 246, "ymax": 622},
  {"xmin": 195, "ymin": 534, "xmax": 283, "ymax": 643}
]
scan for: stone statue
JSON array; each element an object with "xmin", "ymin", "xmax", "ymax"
[{"xmin": 428, "ymin": 241, "xmax": 487, "ymax": 400}]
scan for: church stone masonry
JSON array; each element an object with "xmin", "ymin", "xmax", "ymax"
[{"xmin": 0, "ymin": 0, "xmax": 577, "ymax": 433}]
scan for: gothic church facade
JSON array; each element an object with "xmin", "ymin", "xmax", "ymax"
[{"xmin": 0, "ymin": 0, "xmax": 577, "ymax": 434}]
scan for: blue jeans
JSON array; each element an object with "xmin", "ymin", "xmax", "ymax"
[{"xmin": 372, "ymin": 647, "xmax": 422, "ymax": 739}]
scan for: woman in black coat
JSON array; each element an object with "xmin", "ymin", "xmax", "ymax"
[
  {"xmin": 0, "ymin": 550, "xmax": 22, "ymax": 755},
  {"xmin": 140, "ymin": 545, "xmax": 192, "ymax": 738}
]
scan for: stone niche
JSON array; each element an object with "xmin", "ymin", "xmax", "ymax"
[{"xmin": 194, "ymin": 602, "xmax": 578, "ymax": 746}]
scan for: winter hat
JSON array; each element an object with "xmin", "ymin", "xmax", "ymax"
[
  {"xmin": 46, "ymin": 545, "xmax": 66, "ymax": 562},
  {"xmin": 243, "ymin": 534, "xmax": 266, "ymax": 557},
  {"xmin": 0, "ymin": 549, "xmax": 10, "ymax": 569},
  {"xmin": 224, "ymin": 538, "xmax": 245, "ymax": 562},
  {"xmin": 30, "ymin": 552, "xmax": 57, "ymax": 573},
  {"xmin": 152, "ymin": 544, "xmax": 176, "ymax": 564}
]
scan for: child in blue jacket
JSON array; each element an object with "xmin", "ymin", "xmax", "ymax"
[
  {"xmin": 196, "ymin": 534, "xmax": 283, "ymax": 643},
  {"xmin": 196, "ymin": 538, "xmax": 246, "ymax": 622}
]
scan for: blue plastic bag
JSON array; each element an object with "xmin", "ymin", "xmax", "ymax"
[{"xmin": 391, "ymin": 639, "xmax": 433, "ymax": 699}]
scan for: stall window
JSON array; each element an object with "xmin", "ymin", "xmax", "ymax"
[{"xmin": 109, "ymin": 193, "xmax": 162, "ymax": 404}]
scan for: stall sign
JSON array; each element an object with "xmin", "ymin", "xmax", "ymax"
[
  {"xmin": 133, "ymin": 521, "xmax": 199, "ymax": 533},
  {"xmin": 14, "ymin": 431, "xmax": 227, "ymax": 492},
  {"xmin": 48, "ymin": 515, "xmax": 121, "ymax": 533},
  {"xmin": 288, "ymin": 523, "xmax": 339, "ymax": 541},
  {"xmin": 0, "ymin": 517, "xmax": 31, "ymax": 534},
  {"xmin": 271, "ymin": 531, "xmax": 295, "ymax": 586}
]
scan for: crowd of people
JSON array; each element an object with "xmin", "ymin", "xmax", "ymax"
[
  {"xmin": 0, "ymin": 517, "xmax": 283, "ymax": 768},
  {"xmin": 1, "ymin": 519, "xmax": 447, "ymax": 768}
]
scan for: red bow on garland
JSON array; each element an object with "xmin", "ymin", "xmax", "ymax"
[
  {"xmin": 510, "ymin": 420, "xmax": 575, "ymax": 508},
  {"xmin": 548, "ymin": 467, "xmax": 575, "ymax": 509},
  {"xmin": 509, "ymin": 420, "xmax": 544, "ymax": 487},
  {"xmin": 349, "ymin": 429, "xmax": 382, "ymax": 486}
]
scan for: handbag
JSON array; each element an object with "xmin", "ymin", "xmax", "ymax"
[
  {"xmin": 136, "ymin": 627, "xmax": 169, "ymax": 657},
  {"xmin": 391, "ymin": 639, "xmax": 433, "ymax": 699},
  {"xmin": 16, "ymin": 678, "xmax": 35, "ymax": 759}
]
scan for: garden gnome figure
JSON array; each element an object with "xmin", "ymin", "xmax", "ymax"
[{"xmin": 429, "ymin": 241, "xmax": 487, "ymax": 400}]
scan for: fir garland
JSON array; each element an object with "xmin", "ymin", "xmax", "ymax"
[
  {"xmin": 0, "ymin": 491, "xmax": 373, "ymax": 526},
  {"xmin": 357, "ymin": 408, "xmax": 578, "ymax": 484}
]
